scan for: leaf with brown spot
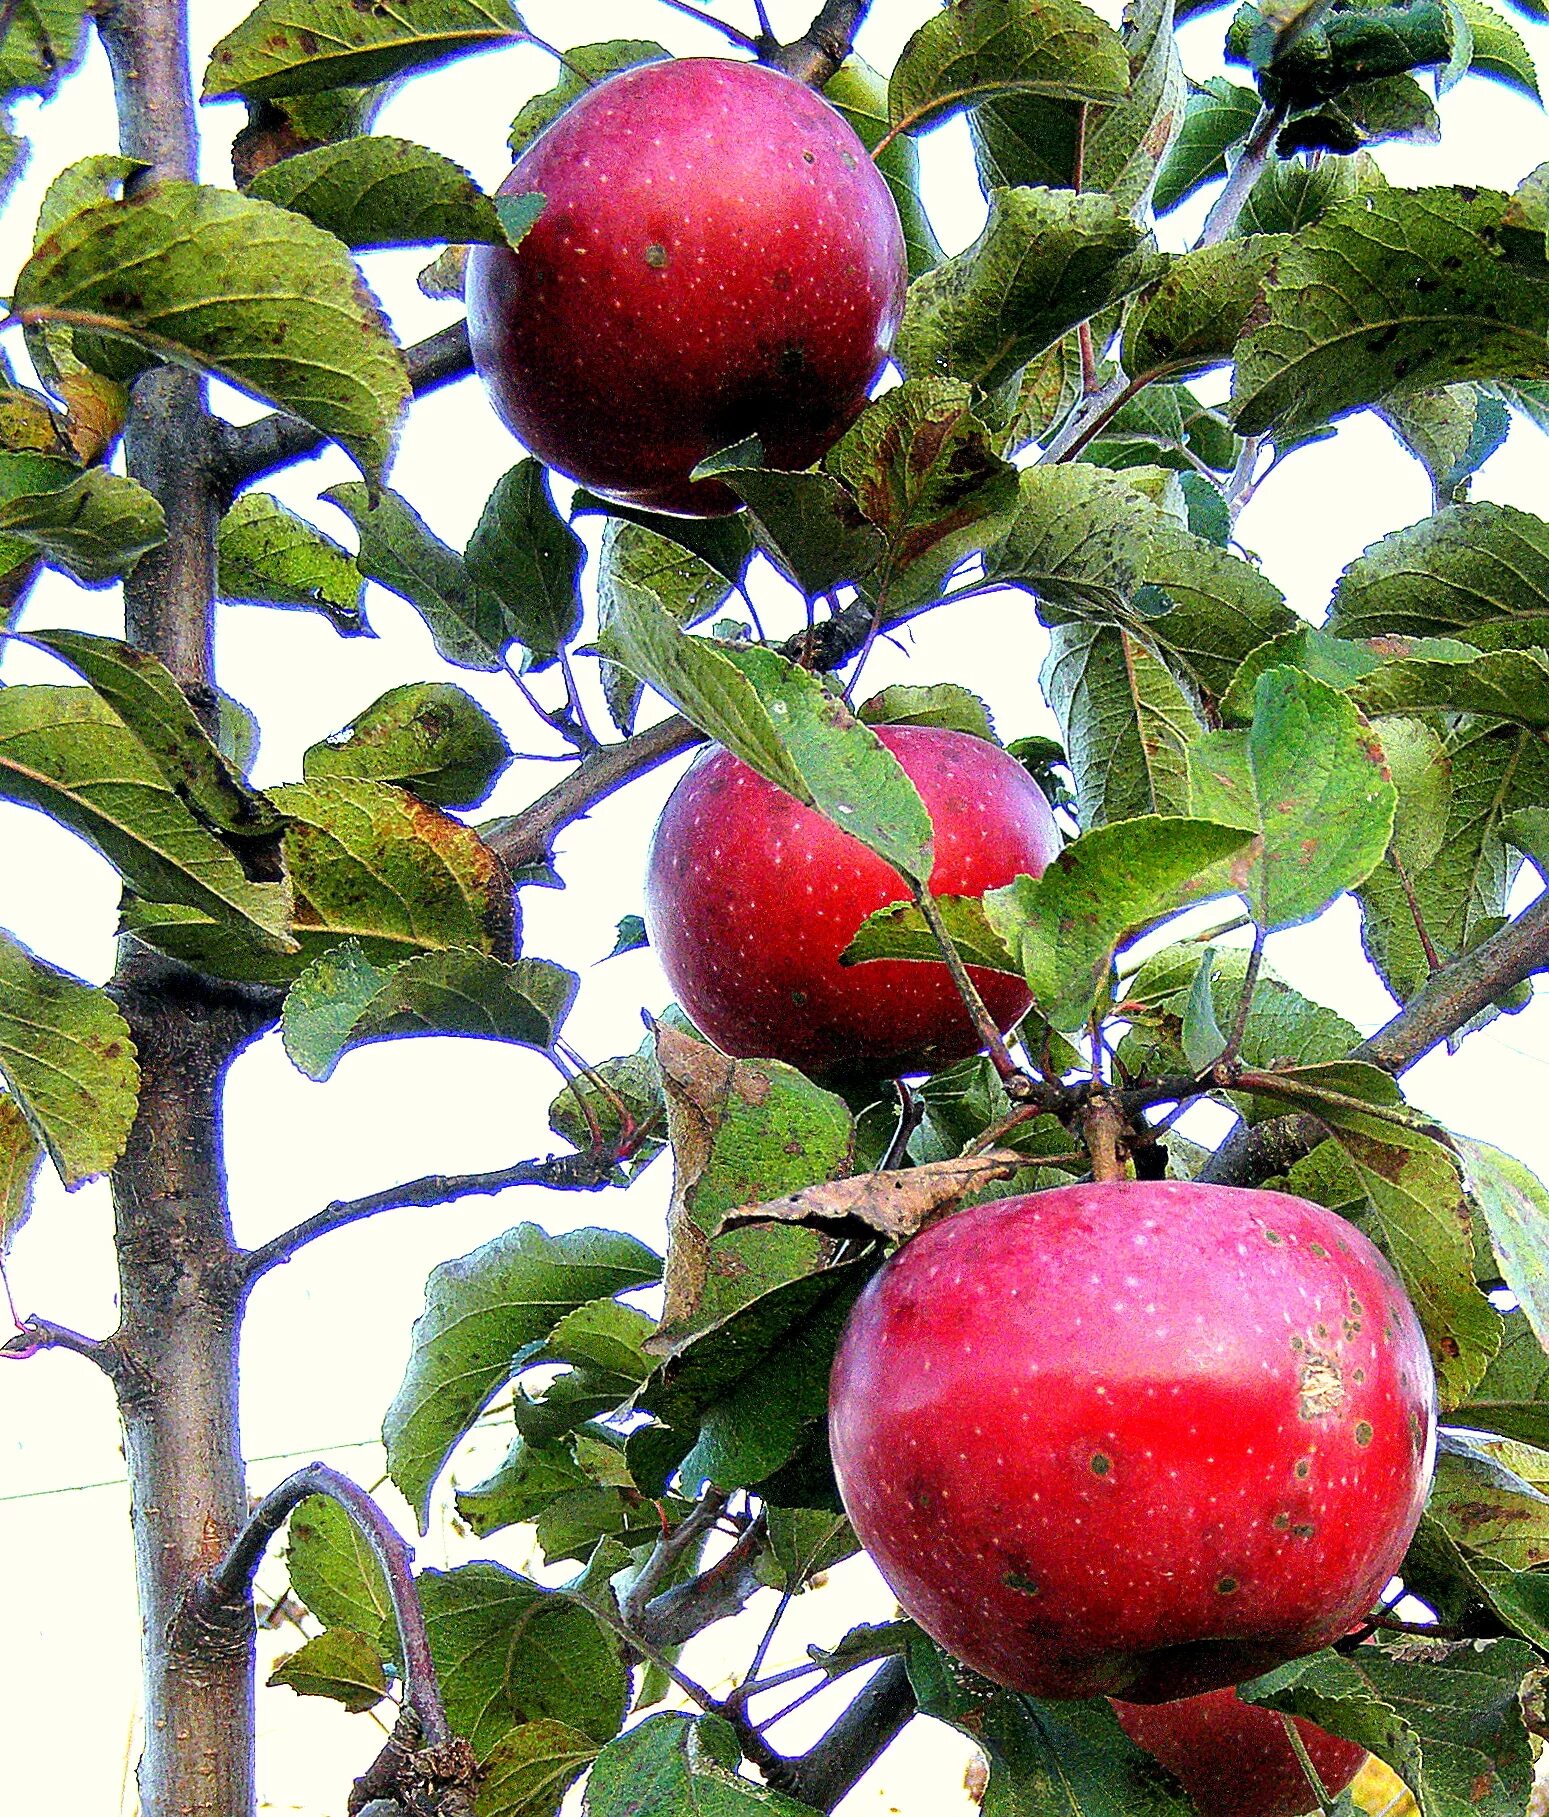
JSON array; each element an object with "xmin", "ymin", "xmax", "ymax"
[
  {"xmin": 718, "ymin": 1150, "xmax": 1026, "ymax": 1242},
  {"xmin": 827, "ymin": 378, "xmax": 1019, "ymax": 618},
  {"xmin": 651, "ymin": 1021, "xmax": 853, "ymax": 1350},
  {"xmin": 0, "ymin": 928, "xmax": 138, "ymax": 1188}
]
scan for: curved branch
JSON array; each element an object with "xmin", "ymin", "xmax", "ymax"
[
  {"xmin": 763, "ymin": 1, "xmax": 872, "ymax": 87},
  {"xmin": 193, "ymin": 1465, "xmax": 440, "ymax": 1724},
  {"xmin": 0, "ymin": 1315, "xmax": 122, "ymax": 1374},
  {"xmin": 217, "ymin": 320, "xmax": 473, "ymax": 492},
  {"xmin": 240, "ymin": 1146, "xmax": 624, "ymax": 1286},
  {"xmin": 777, "ymin": 1658, "xmax": 916, "ymax": 1812}
]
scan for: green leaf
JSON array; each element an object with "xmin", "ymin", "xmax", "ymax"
[
  {"xmin": 1229, "ymin": 0, "xmax": 1454, "ymax": 105},
  {"xmin": 121, "ymin": 778, "xmax": 514, "ymax": 984},
  {"xmin": 908, "ymin": 1636, "xmax": 1197, "ymax": 1817},
  {"xmin": 1240, "ymin": 1638, "xmax": 1539, "ymax": 1817},
  {"xmin": 23, "ymin": 629, "xmax": 281, "ymax": 839},
  {"xmin": 248, "ymin": 134, "xmax": 511, "ymax": 249},
  {"xmin": 825, "ymin": 57, "xmax": 943, "ymax": 279},
  {"xmin": 1380, "ymin": 384, "xmax": 1511, "ymax": 507},
  {"xmin": 325, "ymin": 483, "xmax": 510, "ymax": 671},
  {"xmin": 1351, "ymin": 647, "xmax": 1549, "ymax": 728},
  {"xmin": 1187, "ymin": 668, "xmax": 1397, "ymax": 929},
  {"xmin": 569, "ymin": 494, "xmax": 752, "ymax": 592},
  {"xmin": 1459, "ymin": 1312, "xmax": 1549, "ymax": 1447},
  {"xmin": 1330, "ymin": 503, "xmax": 1549, "ymax": 650},
  {"xmin": 1232, "ymin": 188, "xmax": 1549, "ymax": 444},
  {"xmin": 586, "ymin": 1713, "xmax": 821, "ymax": 1815},
  {"xmin": 596, "ymin": 519, "xmax": 734, "ymax": 735},
  {"xmin": 217, "ymin": 492, "xmax": 365, "ymax": 635},
  {"xmin": 1459, "ymin": 0, "xmax": 1540, "ymax": 95},
  {"xmin": 16, "ymin": 183, "xmax": 408, "ymax": 482},
  {"xmin": 464, "ymin": 461, "xmax": 585, "ymax": 671},
  {"xmin": 384, "ymin": 1223, "xmax": 659, "ymax": 1528},
  {"xmin": 896, "ymin": 187, "xmax": 1156, "ymax": 396},
  {"xmin": 1259, "ymin": 1063, "xmax": 1502, "ymax": 1406},
  {"xmin": 1040, "ymin": 620, "xmax": 1203, "ymax": 828},
  {"xmin": 981, "ymin": 815, "xmax": 1256, "ymax": 1030},
  {"xmin": 418, "ymin": 1563, "xmax": 628, "ymax": 1753},
  {"xmin": 0, "ymin": 1095, "xmax": 43, "ymax": 1253},
  {"xmin": 267, "ymin": 1629, "xmax": 389, "ymax": 1714},
  {"xmin": 987, "ymin": 463, "xmax": 1157, "ymax": 616},
  {"xmin": 1181, "ymin": 946, "xmax": 1228, "ymax": 1071},
  {"xmin": 1221, "ymin": 625, "xmax": 1471, "ymax": 721},
  {"xmin": 596, "ymin": 604, "xmax": 933, "ymax": 885},
  {"xmin": 1139, "ymin": 523, "xmax": 1296, "ymax": 700},
  {"xmin": 1426, "ymin": 1429, "xmax": 1549, "ymax": 1570},
  {"xmin": 1277, "ymin": 74, "xmax": 1442, "ymax": 156},
  {"xmin": 1083, "ymin": 0, "xmax": 1186, "ymax": 216},
  {"xmin": 205, "ymin": 0, "xmax": 524, "ymax": 100},
  {"xmin": 507, "ymin": 40, "xmax": 670, "ymax": 155},
  {"xmin": 761, "ymin": 1508, "xmax": 858, "ymax": 1592},
  {"xmin": 549, "ymin": 1051, "xmax": 663, "ymax": 1166},
  {"xmin": 1358, "ymin": 719, "xmax": 1547, "ymax": 1005},
  {"xmin": 285, "ymin": 1494, "xmax": 393, "ymax": 1647},
  {"xmin": 0, "ymin": 0, "xmax": 87, "ymax": 102},
  {"xmin": 456, "ymin": 1435, "xmax": 590, "ymax": 1539},
  {"xmin": 691, "ymin": 451, "xmax": 882, "ymax": 600},
  {"xmin": 0, "ymin": 457, "xmax": 165, "ymax": 585},
  {"xmin": 281, "ymin": 944, "xmax": 577, "ymax": 1084},
  {"xmin": 0, "ymin": 928, "xmax": 137, "ymax": 1188},
  {"xmin": 477, "ymin": 1720, "xmax": 599, "ymax": 1817},
  {"xmin": 890, "ymin": 0, "xmax": 1131, "ymax": 136},
  {"xmin": 826, "ymin": 379, "xmax": 1020, "ymax": 615},
  {"xmin": 1233, "ymin": 149, "xmax": 1388, "ymax": 236},
  {"xmin": 1123, "ymin": 238, "xmax": 1285, "ymax": 384},
  {"xmin": 1153, "ymin": 77, "xmax": 1260, "ymax": 214},
  {"xmin": 840, "ymin": 892, "xmax": 1020, "ymax": 975},
  {"xmin": 857, "ymin": 683, "xmax": 997, "ymax": 742},
  {"xmin": 1455, "ymin": 1139, "xmax": 1549, "ymax": 1359},
  {"xmin": 0, "ymin": 685, "xmax": 294, "ymax": 952},
  {"xmin": 303, "ymin": 681, "xmax": 511, "ymax": 809},
  {"xmin": 644, "ymin": 1256, "xmax": 870, "ymax": 1496}
]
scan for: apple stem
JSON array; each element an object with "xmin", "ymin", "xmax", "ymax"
[
  {"xmin": 878, "ymin": 1079, "xmax": 925, "ymax": 1169},
  {"xmin": 1278, "ymin": 1713, "xmax": 1337, "ymax": 1817},
  {"xmin": 913, "ymin": 884, "xmax": 1025, "ymax": 1086},
  {"xmin": 1081, "ymin": 1094, "xmax": 1128, "ymax": 1183}
]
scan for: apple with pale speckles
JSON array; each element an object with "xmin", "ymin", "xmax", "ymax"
[
  {"xmin": 829, "ymin": 1180, "xmax": 1436, "ymax": 1702},
  {"xmin": 643, "ymin": 724, "xmax": 1061, "ymax": 1080},
  {"xmin": 467, "ymin": 57, "xmax": 907, "ymax": 517},
  {"xmin": 1113, "ymin": 1687, "xmax": 1368, "ymax": 1817}
]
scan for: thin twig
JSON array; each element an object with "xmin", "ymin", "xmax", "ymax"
[
  {"xmin": 1390, "ymin": 850, "xmax": 1444, "ymax": 976},
  {"xmin": 656, "ymin": 0, "xmax": 761, "ymax": 47},
  {"xmin": 1221, "ymin": 923, "xmax": 1266, "ymax": 1066},
  {"xmin": 623, "ymin": 1490, "xmax": 727, "ymax": 1629},
  {"xmin": 913, "ymin": 885, "xmax": 1023, "ymax": 1086},
  {"xmin": 1279, "ymin": 1714, "xmax": 1336, "ymax": 1817},
  {"xmin": 1040, "ymin": 371, "xmax": 1145, "ymax": 464},
  {"xmin": 1197, "ymin": 106, "xmax": 1284, "ymax": 247},
  {"xmin": 0, "ymin": 1313, "xmax": 119, "ymax": 1372},
  {"xmin": 877, "ymin": 1080, "xmax": 925, "ymax": 1170},
  {"xmin": 240, "ymin": 1149, "xmax": 625, "ymax": 1286}
]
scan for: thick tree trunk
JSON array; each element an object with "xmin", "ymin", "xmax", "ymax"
[
  {"xmin": 96, "ymin": 4, "xmax": 263, "ymax": 1812},
  {"xmin": 111, "ymin": 965, "xmax": 262, "ymax": 1817}
]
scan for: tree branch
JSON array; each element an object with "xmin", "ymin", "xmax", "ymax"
[
  {"xmin": 185, "ymin": 1464, "xmax": 479, "ymax": 1815},
  {"xmin": 1202, "ymin": 885, "xmax": 1549, "ymax": 1186},
  {"xmin": 763, "ymin": 1, "xmax": 871, "ymax": 87},
  {"xmin": 636, "ymin": 1512, "xmax": 769, "ymax": 1651},
  {"xmin": 1196, "ymin": 105, "xmax": 1283, "ymax": 248},
  {"xmin": 216, "ymin": 320, "xmax": 473, "ymax": 493},
  {"xmin": 0, "ymin": 1315, "xmax": 123, "ymax": 1374},
  {"xmin": 777, "ymin": 1658, "xmax": 916, "ymax": 1812},
  {"xmin": 240, "ymin": 1147, "xmax": 624, "ymax": 1286}
]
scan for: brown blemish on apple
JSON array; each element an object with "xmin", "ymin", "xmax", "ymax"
[
  {"xmin": 1298, "ymin": 1352, "xmax": 1345, "ymax": 1419},
  {"xmin": 1355, "ymin": 1421, "xmax": 1374, "ymax": 1446},
  {"xmin": 1090, "ymin": 1451, "xmax": 1113, "ymax": 1476},
  {"xmin": 1294, "ymin": 1457, "xmax": 1312, "ymax": 1480},
  {"xmin": 1216, "ymin": 1575, "xmax": 1240, "ymax": 1594},
  {"xmin": 644, "ymin": 243, "xmax": 668, "ymax": 268},
  {"xmin": 1003, "ymin": 1569, "xmax": 1040, "ymax": 1596}
]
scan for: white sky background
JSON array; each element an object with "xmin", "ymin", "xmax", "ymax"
[{"xmin": 0, "ymin": 1, "xmax": 1547, "ymax": 1809}]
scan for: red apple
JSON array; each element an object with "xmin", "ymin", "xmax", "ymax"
[
  {"xmin": 1112, "ymin": 1688, "xmax": 1368, "ymax": 1817},
  {"xmin": 829, "ymin": 1180, "xmax": 1436, "ymax": 1701},
  {"xmin": 467, "ymin": 57, "xmax": 907, "ymax": 517},
  {"xmin": 643, "ymin": 725, "xmax": 1060, "ymax": 1080}
]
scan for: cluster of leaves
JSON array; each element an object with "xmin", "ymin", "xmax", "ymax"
[{"xmin": 5, "ymin": 0, "xmax": 1549, "ymax": 1812}]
